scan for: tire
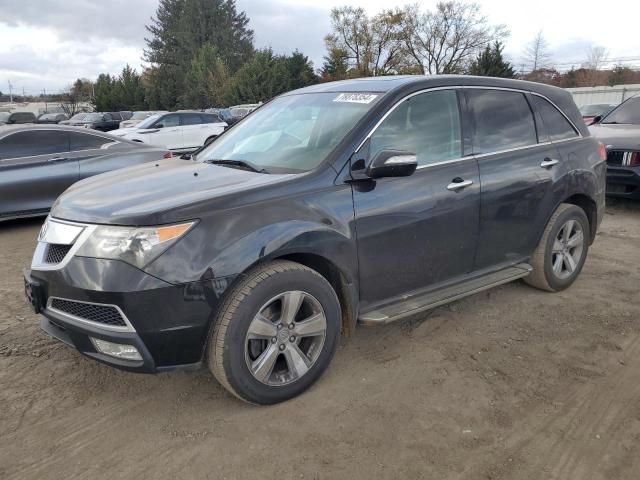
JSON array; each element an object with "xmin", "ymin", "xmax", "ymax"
[
  {"xmin": 204, "ymin": 135, "xmax": 217, "ymax": 146},
  {"xmin": 208, "ymin": 260, "xmax": 341, "ymax": 404},
  {"xmin": 525, "ymin": 203, "xmax": 590, "ymax": 292}
]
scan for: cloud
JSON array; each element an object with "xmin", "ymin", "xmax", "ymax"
[{"xmin": 0, "ymin": 0, "xmax": 157, "ymax": 44}]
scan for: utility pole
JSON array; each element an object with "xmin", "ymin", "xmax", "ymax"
[
  {"xmin": 22, "ymin": 86, "xmax": 25, "ymax": 101},
  {"xmin": 43, "ymin": 88, "xmax": 48, "ymax": 112},
  {"xmin": 8, "ymin": 80, "xmax": 13, "ymax": 103}
]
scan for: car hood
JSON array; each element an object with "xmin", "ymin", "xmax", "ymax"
[
  {"xmin": 51, "ymin": 158, "xmax": 294, "ymax": 225},
  {"xmin": 588, "ymin": 124, "xmax": 640, "ymax": 150}
]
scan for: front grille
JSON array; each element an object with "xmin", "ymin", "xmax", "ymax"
[
  {"xmin": 607, "ymin": 150, "xmax": 639, "ymax": 167},
  {"xmin": 49, "ymin": 298, "xmax": 127, "ymax": 327},
  {"xmin": 45, "ymin": 244, "xmax": 73, "ymax": 264}
]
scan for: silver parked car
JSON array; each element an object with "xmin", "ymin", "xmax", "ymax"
[{"xmin": 0, "ymin": 125, "xmax": 173, "ymax": 221}]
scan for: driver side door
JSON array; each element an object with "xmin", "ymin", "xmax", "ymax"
[{"xmin": 352, "ymin": 89, "xmax": 481, "ymax": 311}]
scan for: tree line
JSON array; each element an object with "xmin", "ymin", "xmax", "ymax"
[{"xmin": 54, "ymin": 0, "xmax": 639, "ymax": 114}]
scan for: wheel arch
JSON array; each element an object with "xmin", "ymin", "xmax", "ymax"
[{"xmin": 562, "ymin": 193, "xmax": 598, "ymax": 244}]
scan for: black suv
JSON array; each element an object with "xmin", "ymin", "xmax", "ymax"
[
  {"xmin": 60, "ymin": 112, "xmax": 123, "ymax": 131},
  {"xmin": 25, "ymin": 76, "xmax": 605, "ymax": 404}
]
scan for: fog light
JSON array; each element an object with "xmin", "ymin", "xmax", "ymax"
[{"xmin": 90, "ymin": 338, "xmax": 142, "ymax": 361}]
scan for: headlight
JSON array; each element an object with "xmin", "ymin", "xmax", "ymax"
[{"xmin": 75, "ymin": 222, "xmax": 195, "ymax": 268}]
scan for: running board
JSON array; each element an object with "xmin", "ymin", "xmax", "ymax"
[{"xmin": 358, "ymin": 263, "xmax": 532, "ymax": 326}]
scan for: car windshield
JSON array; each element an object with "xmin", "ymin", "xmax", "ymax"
[
  {"xmin": 131, "ymin": 111, "xmax": 151, "ymax": 120},
  {"xmin": 0, "ymin": 112, "xmax": 10, "ymax": 122},
  {"xmin": 136, "ymin": 114, "xmax": 162, "ymax": 129},
  {"xmin": 580, "ymin": 104, "xmax": 615, "ymax": 116},
  {"xmin": 601, "ymin": 97, "xmax": 640, "ymax": 124},
  {"xmin": 197, "ymin": 92, "xmax": 381, "ymax": 174}
]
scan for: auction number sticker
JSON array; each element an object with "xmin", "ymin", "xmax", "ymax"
[{"xmin": 333, "ymin": 93, "xmax": 378, "ymax": 104}]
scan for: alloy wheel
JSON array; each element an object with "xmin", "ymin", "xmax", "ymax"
[
  {"xmin": 551, "ymin": 219, "xmax": 584, "ymax": 280},
  {"xmin": 244, "ymin": 290, "xmax": 327, "ymax": 386}
]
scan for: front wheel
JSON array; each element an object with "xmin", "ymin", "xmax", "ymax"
[
  {"xmin": 208, "ymin": 261, "xmax": 341, "ymax": 404},
  {"xmin": 525, "ymin": 203, "xmax": 590, "ymax": 292}
]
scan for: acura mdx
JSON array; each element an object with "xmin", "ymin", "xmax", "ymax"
[{"xmin": 25, "ymin": 76, "xmax": 606, "ymax": 404}]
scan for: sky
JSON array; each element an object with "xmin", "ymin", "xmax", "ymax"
[{"xmin": 0, "ymin": 0, "xmax": 639, "ymax": 96}]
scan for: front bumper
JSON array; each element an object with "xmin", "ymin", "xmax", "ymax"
[
  {"xmin": 606, "ymin": 165, "xmax": 640, "ymax": 200},
  {"xmin": 26, "ymin": 256, "xmax": 228, "ymax": 373}
]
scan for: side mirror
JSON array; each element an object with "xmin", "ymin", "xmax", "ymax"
[
  {"xmin": 366, "ymin": 149, "xmax": 418, "ymax": 179},
  {"xmin": 590, "ymin": 115, "xmax": 602, "ymax": 125},
  {"xmin": 155, "ymin": 123, "xmax": 164, "ymax": 129}
]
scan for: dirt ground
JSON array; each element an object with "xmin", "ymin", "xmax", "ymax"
[{"xmin": 1, "ymin": 200, "xmax": 639, "ymax": 480}]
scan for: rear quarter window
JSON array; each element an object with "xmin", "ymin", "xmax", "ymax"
[
  {"xmin": 467, "ymin": 90, "xmax": 537, "ymax": 153},
  {"xmin": 531, "ymin": 95, "xmax": 578, "ymax": 142},
  {"xmin": 70, "ymin": 132, "xmax": 118, "ymax": 151}
]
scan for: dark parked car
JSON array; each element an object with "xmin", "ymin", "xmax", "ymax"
[
  {"xmin": 37, "ymin": 113, "xmax": 69, "ymax": 124},
  {"xmin": 0, "ymin": 125, "xmax": 172, "ymax": 221},
  {"xmin": 25, "ymin": 76, "xmax": 605, "ymax": 404},
  {"xmin": 579, "ymin": 103, "xmax": 617, "ymax": 125},
  {"xmin": 0, "ymin": 111, "xmax": 37, "ymax": 125},
  {"xmin": 60, "ymin": 112, "xmax": 123, "ymax": 131},
  {"xmin": 589, "ymin": 95, "xmax": 640, "ymax": 199}
]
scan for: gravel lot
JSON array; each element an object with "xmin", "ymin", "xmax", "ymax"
[{"xmin": 1, "ymin": 200, "xmax": 639, "ymax": 480}]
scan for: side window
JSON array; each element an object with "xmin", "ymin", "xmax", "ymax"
[
  {"xmin": 467, "ymin": 90, "xmax": 537, "ymax": 153},
  {"xmin": 0, "ymin": 130, "xmax": 69, "ymax": 159},
  {"xmin": 182, "ymin": 113, "xmax": 203, "ymax": 126},
  {"xmin": 531, "ymin": 95, "xmax": 579, "ymax": 142},
  {"xmin": 70, "ymin": 132, "xmax": 117, "ymax": 151},
  {"xmin": 202, "ymin": 113, "xmax": 221, "ymax": 123},
  {"xmin": 154, "ymin": 114, "xmax": 180, "ymax": 128},
  {"xmin": 370, "ymin": 90, "xmax": 462, "ymax": 167}
]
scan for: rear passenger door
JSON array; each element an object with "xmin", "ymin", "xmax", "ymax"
[
  {"xmin": 180, "ymin": 113, "xmax": 208, "ymax": 149},
  {"xmin": 353, "ymin": 89, "xmax": 481, "ymax": 310},
  {"xmin": 0, "ymin": 130, "xmax": 78, "ymax": 216},
  {"xmin": 465, "ymin": 89, "xmax": 563, "ymax": 270}
]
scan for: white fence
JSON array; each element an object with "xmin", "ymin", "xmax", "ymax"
[{"xmin": 566, "ymin": 84, "xmax": 640, "ymax": 107}]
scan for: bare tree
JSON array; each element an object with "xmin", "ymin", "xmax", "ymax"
[
  {"xmin": 522, "ymin": 31, "xmax": 553, "ymax": 72},
  {"xmin": 582, "ymin": 45, "xmax": 608, "ymax": 86},
  {"xmin": 325, "ymin": 6, "xmax": 407, "ymax": 77},
  {"xmin": 400, "ymin": 1, "xmax": 508, "ymax": 74}
]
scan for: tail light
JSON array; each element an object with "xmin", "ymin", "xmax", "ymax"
[
  {"xmin": 597, "ymin": 142, "xmax": 607, "ymax": 162},
  {"xmin": 163, "ymin": 151, "xmax": 173, "ymax": 159}
]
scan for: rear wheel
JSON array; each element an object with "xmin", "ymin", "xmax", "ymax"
[
  {"xmin": 208, "ymin": 261, "xmax": 341, "ymax": 404},
  {"xmin": 525, "ymin": 203, "xmax": 590, "ymax": 292}
]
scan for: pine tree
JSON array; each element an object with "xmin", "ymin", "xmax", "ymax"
[
  {"xmin": 468, "ymin": 41, "xmax": 515, "ymax": 78},
  {"xmin": 143, "ymin": 0, "xmax": 254, "ymax": 109},
  {"xmin": 320, "ymin": 47, "xmax": 349, "ymax": 81},
  {"xmin": 285, "ymin": 51, "xmax": 319, "ymax": 90},
  {"xmin": 180, "ymin": 44, "xmax": 230, "ymax": 108},
  {"xmin": 225, "ymin": 49, "xmax": 289, "ymax": 105}
]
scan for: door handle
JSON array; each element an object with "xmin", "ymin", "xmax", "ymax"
[
  {"xmin": 446, "ymin": 178, "xmax": 473, "ymax": 192},
  {"xmin": 47, "ymin": 157, "xmax": 67, "ymax": 163},
  {"xmin": 540, "ymin": 158, "xmax": 559, "ymax": 168}
]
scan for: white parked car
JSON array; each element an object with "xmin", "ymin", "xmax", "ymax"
[
  {"xmin": 119, "ymin": 110, "xmax": 167, "ymax": 129},
  {"xmin": 112, "ymin": 112, "xmax": 227, "ymax": 152}
]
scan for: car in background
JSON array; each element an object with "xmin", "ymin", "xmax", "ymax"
[
  {"xmin": 579, "ymin": 103, "xmax": 617, "ymax": 125},
  {"xmin": 0, "ymin": 112, "xmax": 37, "ymax": 125},
  {"xmin": 111, "ymin": 111, "xmax": 227, "ymax": 152},
  {"xmin": 0, "ymin": 125, "xmax": 172, "ymax": 221},
  {"xmin": 589, "ymin": 95, "xmax": 640, "ymax": 200},
  {"xmin": 119, "ymin": 111, "xmax": 167, "ymax": 129},
  {"xmin": 37, "ymin": 113, "xmax": 69, "ymax": 124},
  {"xmin": 60, "ymin": 112, "xmax": 123, "ymax": 132}
]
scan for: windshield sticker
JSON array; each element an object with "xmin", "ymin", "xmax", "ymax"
[{"xmin": 333, "ymin": 93, "xmax": 378, "ymax": 104}]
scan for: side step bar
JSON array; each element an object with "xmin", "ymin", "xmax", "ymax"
[{"xmin": 358, "ymin": 263, "xmax": 532, "ymax": 326}]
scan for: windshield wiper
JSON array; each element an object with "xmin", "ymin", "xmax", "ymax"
[{"xmin": 204, "ymin": 159, "xmax": 269, "ymax": 174}]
